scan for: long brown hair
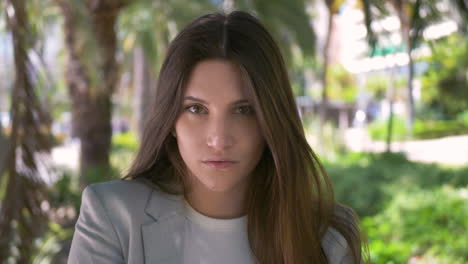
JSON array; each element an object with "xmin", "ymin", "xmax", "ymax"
[{"xmin": 124, "ymin": 11, "xmax": 369, "ymax": 263}]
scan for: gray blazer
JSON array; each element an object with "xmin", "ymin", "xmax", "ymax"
[{"xmin": 68, "ymin": 178, "xmax": 353, "ymax": 263}]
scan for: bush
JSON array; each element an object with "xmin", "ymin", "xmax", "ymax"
[
  {"xmin": 324, "ymin": 152, "xmax": 468, "ymax": 217},
  {"xmin": 363, "ymin": 186, "xmax": 468, "ymax": 264},
  {"xmin": 48, "ymin": 170, "xmax": 81, "ymax": 213},
  {"xmin": 112, "ymin": 132, "xmax": 139, "ymax": 152},
  {"xmin": 413, "ymin": 119, "xmax": 468, "ymax": 139},
  {"xmin": 367, "ymin": 115, "xmax": 408, "ymax": 141},
  {"xmin": 456, "ymin": 111, "xmax": 468, "ymax": 124},
  {"xmin": 111, "ymin": 132, "xmax": 139, "ymax": 175},
  {"xmin": 367, "ymin": 116, "xmax": 468, "ymax": 141},
  {"xmin": 420, "ymin": 34, "xmax": 468, "ymax": 117}
]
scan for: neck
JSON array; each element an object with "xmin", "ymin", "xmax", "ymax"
[{"xmin": 185, "ymin": 178, "xmax": 248, "ymax": 219}]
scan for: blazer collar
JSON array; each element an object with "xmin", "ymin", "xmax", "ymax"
[
  {"xmin": 144, "ymin": 187, "xmax": 185, "ymax": 221},
  {"xmin": 141, "ymin": 187, "xmax": 186, "ymax": 264}
]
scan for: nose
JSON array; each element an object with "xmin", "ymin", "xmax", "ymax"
[{"xmin": 206, "ymin": 116, "xmax": 234, "ymax": 151}]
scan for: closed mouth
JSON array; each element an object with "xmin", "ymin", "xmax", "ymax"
[{"xmin": 202, "ymin": 160, "xmax": 238, "ymax": 168}]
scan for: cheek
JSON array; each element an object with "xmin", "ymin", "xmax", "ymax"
[
  {"xmin": 238, "ymin": 120, "xmax": 265, "ymax": 155},
  {"xmin": 174, "ymin": 118, "xmax": 196, "ymax": 162},
  {"xmin": 175, "ymin": 115, "xmax": 203, "ymax": 140}
]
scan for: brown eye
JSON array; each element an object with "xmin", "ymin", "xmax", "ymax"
[
  {"xmin": 235, "ymin": 105, "xmax": 254, "ymax": 115},
  {"xmin": 185, "ymin": 104, "xmax": 205, "ymax": 114}
]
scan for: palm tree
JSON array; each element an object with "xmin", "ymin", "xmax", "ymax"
[
  {"xmin": 236, "ymin": 0, "xmax": 317, "ymax": 64},
  {"xmin": 387, "ymin": 0, "xmax": 467, "ymax": 137},
  {"xmin": 119, "ymin": 0, "xmax": 217, "ymax": 139},
  {"xmin": 311, "ymin": 0, "xmax": 385, "ymax": 152},
  {"xmin": 0, "ymin": 124, "xmax": 7, "ymax": 178},
  {"xmin": 0, "ymin": 0, "xmax": 53, "ymax": 261},
  {"xmin": 56, "ymin": 0, "xmax": 128, "ymax": 187},
  {"xmin": 321, "ymin": 0, "xmax": 345, "ymax": 104},
  {"xmin": 319, "ymin": 0, "xmax": 386, "ymax": 103}
]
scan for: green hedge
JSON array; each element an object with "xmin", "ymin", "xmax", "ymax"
[
  {"xmin": 110, "ymin": 132, "xmax": 139, "ymax": 175},
  {"xmin": 112, "ymin": 132, "xmax": 139, "ymax": 152},
  {"xmin": 363, "ymin": 186, "xmax": 468, "ymax": 264},
  {"xmin": 324, "ymin": 152, "xmax": 468, "ymax": 217},
  {"xmin": 367, "ymin": 117, "xmax": 468, "ymax": 141},
  {"xmin": 367, "ymin": 116, "xmax": 408, "ymax": 141},
  {"xmin": 324, "ymin": 152, "xmax": 468, "ymax": 263},
  {"xmin": 413, "ymin": 120, "xmax": 468, "ymax": 139}
]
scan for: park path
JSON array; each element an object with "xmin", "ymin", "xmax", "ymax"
[
  {"xmin": 344, "ymin": 128, "xmax": 468, "ymax": 166},
  {"xmin": 51, "ymin": 129, "xmax": 468, "ymax": 171},
  {"xmin": 51, "ymin": 139, "xmax": 80, "ymax": 171}
]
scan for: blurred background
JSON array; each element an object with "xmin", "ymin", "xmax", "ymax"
[{"xmin": 0, "ymin": 0, "xmax": 467, "ymax": 263}]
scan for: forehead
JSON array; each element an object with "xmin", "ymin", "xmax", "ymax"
[{"xmin": 184, "ymin": 59, "xmax": 247, "ymax": 100}]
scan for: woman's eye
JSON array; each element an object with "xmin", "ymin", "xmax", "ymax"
[
  {"xmin": 185, "ymin": 105, "xmax": 205, "ymax": 114},
  {"xmin": 235, "ymin": 105, "xmax": 254, "ymax": 115}
]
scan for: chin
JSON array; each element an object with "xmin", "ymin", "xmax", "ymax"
[
  {"xmin": 204, "ymin": 183, "xmax": 234, "ymax": 193},
  {"xmin": 201, "ymin": 180, "xmax": 239, "ymax": 193}
]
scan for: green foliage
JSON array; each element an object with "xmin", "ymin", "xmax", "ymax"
[
  {"xmin": 421, "ymin": 34, "xmax": 468, "ymax": 118},
  {"xmin": 112, "ymin": 132, "xmax": 139, "ymax": 152},
  {"xmin": 0, "ymin": 170, "xmax": 7, "ymax": 201},
  {"xmin": 367, "ymin": 115, "xmax": 408, "ymax": 141},
  {"xmin": 119, "ymin": 0, "xmax": 217, "ymax": 71},
  {"xmin": 327, "ymin": 64, "xmax": 358, "ymax": 103},
  {"xmin": 238, "ymin": 0, "xmax": 316, "ymax": 60},
  {"xmin": 367, "ymin": 115, "xmax": 468, "ymax": 141},
  {"xmin": 22, "ymin": 186, "xmax": 74, "ymax": 263},
  {"xmin": 413, "ymin": 119, "xmax": 468, "ymax": 139},
  {"xmin": 48, "ymin": 169, "xmax": 81, "ymax": 213},
  {"xmin": 32, "ymin": 133, "xmax": 142, "ymax": 262},
  {"xmin": 31, "ymin": 221, "xmax": 74, "ymax": 264},
  {"xmin": 304, "ymin": 118, "xmax": 347, "ymax": 161},
  {"xmin": 326, "ymin": 151, "xmax": 468, "ymax": 263},
  {"xmin": 325, "ymin": 152, "xmax": 468, "ymax": 217},
  {"xmin": 111, "ymin": 132, "xmax": 139, "ymax": 174},
  {"xmin": 81, "ymin": 165, "xmax": 121, "ymax": 186},
  {"xmin": 364, "ymin": 75, "xmax": 388, "ymax": 100},
  {"xmin": 456, "ymin": 111, "xmax": 468, "ymax": 124},
  {"xmin": 363, "ymin": 186, "xmax": 468, "ymax": 264}
]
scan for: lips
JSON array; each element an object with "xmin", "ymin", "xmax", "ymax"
[{"xmin": 202, "ymin": 160, "xmax": 238, "ymax": 169}]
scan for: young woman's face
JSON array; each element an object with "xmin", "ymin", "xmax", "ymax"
[{"xmin": 174, "ymin": 59, "xmax": 265, "ymax": 195}]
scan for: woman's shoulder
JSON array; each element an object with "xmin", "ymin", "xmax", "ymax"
[
  {"xmin": 322, "ymin": 226, "xmax": 348, "ymax": 262},
  {"xmin": 321, "ymin": 204, "xmax": 359, "ymax": 263},
  {"xmin": 81, "ymin": 178, "xmax": 166, "ymax": 219},
  {"xmin": 84, "ymin": 178, "xmax": 148, "ymax": 201},
  {"xmin": 85, "ymin": 177, "xmax": 154, "ymax": 198}
]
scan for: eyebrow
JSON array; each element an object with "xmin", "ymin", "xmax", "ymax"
[{"xmin": 184, "ymin": 96, "xmax": 249, "ymax": 105}]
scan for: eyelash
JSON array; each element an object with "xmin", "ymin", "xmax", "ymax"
[{"xmin": 184, "ymin": 104, "xmax": 254, "ymax": 115}]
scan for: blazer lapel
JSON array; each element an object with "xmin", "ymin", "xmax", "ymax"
[{"xmin": 141, "ymin": 189, "xmax": 186, "ymax": 263}]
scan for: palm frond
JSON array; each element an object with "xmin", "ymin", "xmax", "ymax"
[
  {"xmin": 229, "ymin": 0, "xmax": 316, "ymax": 68},
  {"xmin": 451, "ymin": 0, "xmax": 468, "ymax": 33},
  {"xmin": 361, "ymin": 0, "xmax": 389, "ymax": 55}
]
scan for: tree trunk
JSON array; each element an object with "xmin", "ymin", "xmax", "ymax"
[
  {"xmin": 390, "ymin": 0, "xmax": 414, "ymax": 139},
  {"xmin": 0, "ymin": 125, "xmax": 8, "ymax": 179},
  {"xmin": 133, "ymin": 45, "xmax": 153, "ymax": 141},
  {"xmin": 58, "ymin": 0, "xmax": 127, "ymax": 187},
  {"xmin": 318, "ymin": 8, "xmax": 335, "ymax": 153},
  {"xmin": 386, "ymin": 66, "xmax": 396, "ymax": 153},
  {"xmin": 0, "ymin": 0, "xmax": 51, "ymax": 260},
  {"xmin": 406, "ymin": 40, "xmax": 415, "ymax": 139},
  {"xmin": 321, "ymin": 9, "xmax": 334, "ymax": 105}
]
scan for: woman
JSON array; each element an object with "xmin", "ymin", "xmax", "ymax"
[{"xmin": 68, "ymin": 10, "xmax": 368, "ymax": 264}]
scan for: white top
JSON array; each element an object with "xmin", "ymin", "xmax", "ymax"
[{"xmin": 182, "ymin": 200, "xmax": 256, "ymax": 264}]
